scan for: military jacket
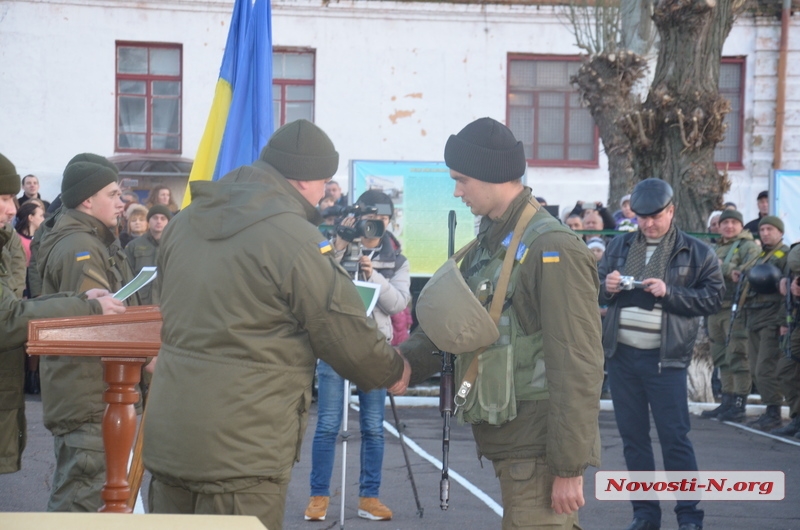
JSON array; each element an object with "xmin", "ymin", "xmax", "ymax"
[
  {"xmin": 743, "ymin": 242, "xmax": 789, "ymax": 331},
  {"xmin": 0, "ymin": 228, "xmax": 101, "ymax": 473},
  {"xmin": 37, "ymin": 208, "xmax": 137, "ymax": 435},
  {"xmin": 715, "ymin": 230, "xmax": 759, "ymax": 309},
  {"xmin": 0, "ymin": 225, "xmax": 26, "ymax": 298},
  {"xmin": 124, "ymin": 231, "xmax": 160, "ymax": 305},
  {"xmin": 401, "ymin": 189, "xmax": 604, "ymax": 476},
  {"xmin": 142, "ymin": 162, "xmax": 403, "ymax": 493}
]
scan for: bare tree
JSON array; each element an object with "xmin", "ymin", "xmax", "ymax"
[{"xmin": 566, "ymin": 0, "xmax": 747, "ymax": 230}]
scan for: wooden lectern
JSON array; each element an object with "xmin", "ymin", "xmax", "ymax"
[{"xmin": 26, "ymin": 306, "xmax": 162, "ymax": 514}]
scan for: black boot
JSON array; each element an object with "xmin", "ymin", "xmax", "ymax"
[
  {"xmin": 717, "ymin": 394, "xmax": 746, "ymax": 422},
  {"xmin": 747, "ymin": 405, "xmax": 782, "ymax": 431},
  {"xmin": 24, "ymin": 370, "xmax": 35, "ymax": 394},
  {"xmin": 770, "ymin": 415, "xmax": 800, "ymax": 437},
  {"xmin": 701, "ymin": 393, "xmax": 732, "ymax": 419}
]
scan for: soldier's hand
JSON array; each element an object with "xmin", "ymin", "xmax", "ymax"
[
  {"xmin": 551, "ymin": 476, "xmax": 585, "ymax": 515},
  {"xmin": 731, "ymin": 270, "xmax": 741, "ymax": 283},
  {"xmin": 85, "ymin": 288, "xmax": 111, "ymax": 300},
  {"xmin": 792, "ymin": 280, "xmax": 800, "ymax": 298},
  {"xmin": 144, "ymin": 357, "xmax": 157, "ymax": 374},
  {"xmin": 780, "ymin": 326, "xmax": 788, "ymax": 336},
  {"xmin": 643, "ymin": 278, "xmax": 667, "ymax": 298},
  {"xmin": 96, "ymin": 296, "xmax": 126, "ymax": 315},
  {"xmin": 780, "ymin": 277, "xmax": 788, "ymax": 296},
  {"xmin": 388, "ymin": 352, "xmax": 411, "ymax": 396},
  {"xmin": 359, "ymin": 255, "xmax": 373, "ymax": 279},
  {"xmin": 605, "ymin": 270, "xmax": 622, "ymax": 294}
]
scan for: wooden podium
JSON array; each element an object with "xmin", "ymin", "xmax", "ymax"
[{"xmin": 26, "ymin": 306, "xmax": 162, "ymax": 514}]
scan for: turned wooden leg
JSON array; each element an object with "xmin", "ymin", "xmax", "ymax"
[{"xmin": 98, "ymin": 357, "xmax": 145, "ymax": 514}]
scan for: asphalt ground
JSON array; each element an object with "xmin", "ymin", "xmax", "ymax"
[{"xmin": 1, "ymin": 394, "xmax": 798, "ymax": 530}]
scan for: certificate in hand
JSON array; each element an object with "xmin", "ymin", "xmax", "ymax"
[{"xmin": 113, "ymin": 267, "xmax": 158, "ymax": 301}]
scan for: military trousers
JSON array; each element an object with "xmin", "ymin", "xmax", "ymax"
[
  {"xmin": 707, "ymin": 309, "xmax": 750, "ymax": 394},
  {"xmin": 493, "ymin": 456, "xmax": 581, "ymax": 530},
  {"xmin": 747, "ymin": 325, "xmax": 783, "ymax": 406},
  {"xmin": 47, "ymin": 422, "xmax": 105, "ymax": 512},
  {"xmin": 777, "ymin": 353, "xmax": 800, "ymax": 417},
  {"xmin": 149, "ymin": 473, "xmax": 290, "ymax": 530}
]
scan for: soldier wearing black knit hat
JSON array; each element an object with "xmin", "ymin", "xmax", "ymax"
[
  {"xmin": 36, "ymin": 158, "xmax": 139, "ymax": 512},
  {"xmin": 398, "ymin": 117, "xmax": 605, "ymax": 529}
]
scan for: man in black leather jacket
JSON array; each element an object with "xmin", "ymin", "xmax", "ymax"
[{"xmin": 597, "ymin": 179, "xmax": 724, "ymax": 530}]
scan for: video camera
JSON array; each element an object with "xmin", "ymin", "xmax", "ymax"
[{"xmin": 321, "ymin": 203, "xmax": 391, "ymax": 242}]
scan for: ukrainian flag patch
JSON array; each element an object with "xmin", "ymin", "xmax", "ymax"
[
  {"xmin": 542, "ymin": 251, "xmax": 560, "ymax": 263},
  {"xmin": 75, "ymin": 251, "xmax": 90, "ymax": 262},
  {"xmin": 318, "ymin": 240, "xmax": 333, "ymax": 254}
]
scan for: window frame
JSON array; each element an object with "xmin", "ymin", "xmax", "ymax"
[
  {"xmin": 507, "ymin": 54, "xmax": 599, "ymax": 169},
  {"xmin": 715, "ymin": 56, "xmax": 746, "ymax": 170},
  {"xmin": 272, "ymin": 47, "xmax": 316, "ymax": 129},
  {"xmin": 115, "ymin": 41, "xmax": 183, "ymax": 154}
]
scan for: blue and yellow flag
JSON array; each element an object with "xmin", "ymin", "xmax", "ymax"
[{"xmin": 183, "ymin": 0, "xmax": 274, "ymax": 208}]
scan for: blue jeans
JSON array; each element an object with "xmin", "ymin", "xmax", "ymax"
[
  {"xmin": 310, "ymin": 360, "xmax": 386, "ymax": 498},
  {"xmin": 609, "ymin": 343, "xmax": 704, "ymax": 528}
]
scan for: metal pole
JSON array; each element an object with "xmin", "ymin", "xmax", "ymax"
[
  {"xmin": 339, "ymin": 378, "xmax": 350, "ymax": 529},
  {"xmin": 388, "ymin": 393, "xmax": 424, "ymax": 517}
]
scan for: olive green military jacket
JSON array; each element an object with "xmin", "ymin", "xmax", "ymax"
[
  {"xmin": 124, "ymin": 231, "xmax": 160, "ymax": 305},
  {"xmin": 714, "ymin": 230, "xmax": 760, "ymax": 309},
  {"xmin": 743, "ymin": 242, "xmax": 789, "ymax": 331},
  {"xmin": 0, "ymin": 228, "xmax": 102, "ymax": 474},
  {"xmin": 400, "ymin": 188, "xmax": 604, "ymax": 477},
  {"xmin": 0, "ymin": 225, "xmax": 26, "ymax": 298},
  {"xmin": 143, "ymin": 162, "xmax": 403, "ymax": 493},
  {"xmin": 37, "ymin": 208, "xmax": 137, "ymax": 436}
]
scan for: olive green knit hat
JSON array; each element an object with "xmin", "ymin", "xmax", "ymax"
[
  {"xmin": 0, "ymin": 153, "xmax": 21, "ymax": 195},
  {"xmin": 258, "ymin": 119, "xmax": 339, "ymax": 181},
  {"xmin": 65, "ymin": 153, "xmax": 119, "ymax": 174},
  {"xmin": 61, "ymin": 162, "xmax": 118, "ymax": 208},
  {"xmin": 759, "ymin": 215, "xmax": 784, "ymax": 233},
  {"xmin": 147, "ymin": 204, "xmax": 173, "ymax": 221}
]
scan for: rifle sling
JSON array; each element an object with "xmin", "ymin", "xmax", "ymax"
[{"xmin": 454, "ymin": 201, "xmax": 538, "ymax": 407}]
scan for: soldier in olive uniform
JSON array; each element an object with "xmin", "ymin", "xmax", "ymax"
[
  {"xmin": 0, "ymin": 152, "xmax": 125, "ymax": 475},
  {"xmin": 142, "ymin": 120, "xmax": 408, "ymax": 530},
  {"xmin": 124, "ymin": 204, "xmax": 171, "ymax": 305},
  {"xmin": 397, "ymin": 118, "xmax": 605, "ymax": 530},
  {"xmin": 741, "ymin": 216, "xmax": 790, "ymax": 431},
  {"xmin": 702, "ymin": 209, "xmax": 759, "ymax": 422},
  {"xmin": 773, "ymin": 244, "xmax": 800, "ymax": 437},
  {"xmin": 1, "ymin": 217, "xmax": 26, "ymax": 299},
  {"xmin": 38, "ymin": 160, "xmax": 138, "ymax": 511}
]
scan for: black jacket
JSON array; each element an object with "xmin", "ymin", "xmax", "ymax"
[{"xmin": 598, "ymin": 228, "xmax": 724, "ymax": 368}]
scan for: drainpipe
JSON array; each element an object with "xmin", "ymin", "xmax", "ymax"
[{"xmin": 773, "ymin": 0, "xmax": 791, "ymax": 170}]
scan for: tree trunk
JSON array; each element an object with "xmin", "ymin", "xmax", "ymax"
[
  {"xmin": 621, "ymin": 0, "xmax": 742, "ymax": 232},
  {"xmin": 572, "ymin": 52, "xmax": 648, "ymax": 211}
]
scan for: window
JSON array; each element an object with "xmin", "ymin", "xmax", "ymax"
[
  {"xmin": 715, "ymin": 58, "xmax": 745, "ymax": 168},
  {"xmin": 507, "ymin": 55, "xmax": 598, "ymax": 167},
  {"xmin": 116, "ymin": 42, "xmax": 182, "ymax": 153},
  {"xmin": 272, "ymin": 49, "xmax": 315, "ymax": 131}
]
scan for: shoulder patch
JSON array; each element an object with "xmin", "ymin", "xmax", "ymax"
[
  {"xmin": 318, "ymin": 240, "xmax": 333, "ymax": 254},
  {"xmin": 542, "ymin": 251, "xmax": 560, "ymax": 263},
  {"xmin": 75, "ymin": 251, "xmax": 90, "ymax": 262},
  {"xmin": 775, "ymin": 250, "xmax": 785, "ymax": 259}
]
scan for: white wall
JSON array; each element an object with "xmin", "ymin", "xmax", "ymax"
[{"xmin": 2, "ymin": 0, "xmax": 795, "ymax": 225}]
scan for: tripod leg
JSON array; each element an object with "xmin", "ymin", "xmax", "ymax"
[
  {"xmin": 389, "ymin": 393, "xmax": 424, "ymax": 517},
  {"xmin": 340, "ymin": 379, "xmax": 350, "ymax": 529}
]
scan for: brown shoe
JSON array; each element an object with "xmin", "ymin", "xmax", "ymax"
[
  {"xmin": 358, "ymin": 497, "xmax": 393, "ymax": 521},
  {"xmin": 304, "ymin": 496, "xmax": 329, "ymax": 521}
]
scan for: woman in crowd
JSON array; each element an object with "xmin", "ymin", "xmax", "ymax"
[
  {"xmin": 146, "ymin": 185, "xmax": 180, "ymax": 214},
  {"xmin": 14, "ymin": 200, "xmax": 45, "ymax": 266},
  {"xmin": 120, "ymin": 204, "xmax": 148, "ymax": 248}
]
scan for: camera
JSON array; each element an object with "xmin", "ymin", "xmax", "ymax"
[
  {"xmin": 321, "ymin": 203, "xmax": 390, "ymax": 242},
  {"xmin": 619, "ymin": 276, "xmax": 646, "ymax": 290}
]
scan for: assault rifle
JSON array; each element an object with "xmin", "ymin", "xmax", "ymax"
[
  {"xmin": 438, "ymin": 210, "xmax": 458, "ymax": 510},
  {"xmin": 725, "ymin": 278, "xmax": 745, "ymax": 348}
]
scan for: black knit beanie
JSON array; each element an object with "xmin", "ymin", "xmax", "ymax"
[
  {"xmin": 0, "ymin": 152, "xmax": 21, "ymax": 195},
  {"xmin": 61, "ymin": 162, "xmax": 119, "ymax": 208},
  {"xmin": 258, "ymin": 119, "xmax": 339, "ymax": 181},
  {"xmin": 147, "ymin": 204, "xmax": 173, "ymax": 222},
  {"xmin": 444, "ymin": 118, "xmax": 526, "ymax": 183}
]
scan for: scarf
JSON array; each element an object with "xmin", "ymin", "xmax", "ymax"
[{"xmin": 623, "ymin": 223, "xmax": 677, "ymax": 281}]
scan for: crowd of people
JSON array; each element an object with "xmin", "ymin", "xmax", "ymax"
[{"xmin": 1, "ymin": 117, "xmax": 799, "ymax": 530}]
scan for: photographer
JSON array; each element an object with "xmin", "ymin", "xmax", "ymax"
[{"xmin": 305, "ymin": 190, "xmax": 411, "ymax": 522}]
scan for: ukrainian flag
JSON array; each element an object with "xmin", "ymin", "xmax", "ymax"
[{"xmin": 182, "ymin": 0, "xmax": 274, "ymax": 208}]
